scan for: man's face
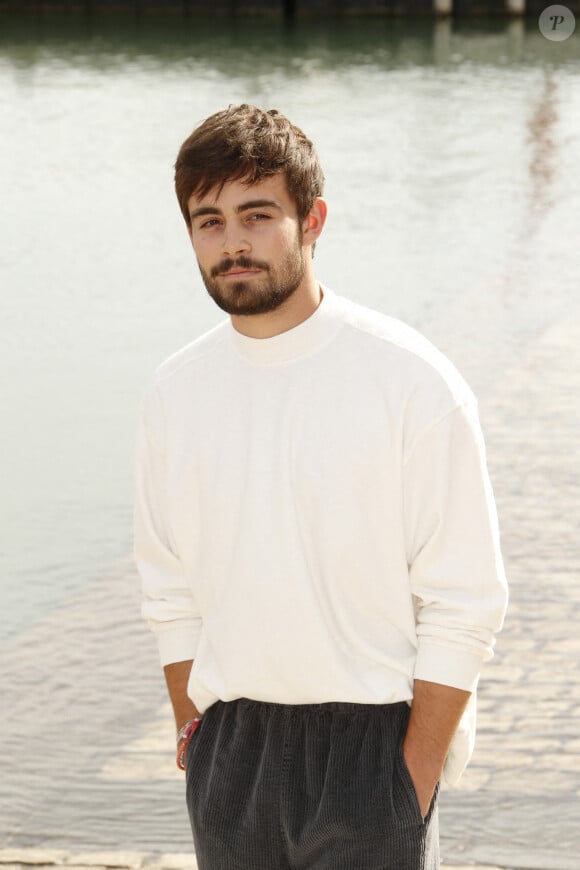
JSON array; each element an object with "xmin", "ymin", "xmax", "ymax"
[{"xmin": 187, "ymin": 175, "xmax": 307, "ymax": 316}]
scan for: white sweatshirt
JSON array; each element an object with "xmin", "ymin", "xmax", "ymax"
[{"xmin": 134, "ymin": 285, "xmax": 508, "ymax": 783}]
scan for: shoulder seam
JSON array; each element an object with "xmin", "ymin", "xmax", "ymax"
[
  {"xmin": 403, "ymin": 399, "xmax": 478, "ymax": 467},
  {"xmin": 154, "ymin": 325, "xmax": 228, "ymax": 386},
  {"xmin": 339, "ymin": 312, "xmax": 447, "ymax": 371}
]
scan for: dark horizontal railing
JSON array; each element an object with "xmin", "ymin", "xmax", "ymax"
[{"xmin": 0, "ymin": 0, "xmax": 578, "ymax": 18}]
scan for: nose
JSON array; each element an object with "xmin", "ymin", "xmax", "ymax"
[{"xmin": 221, "ymin": 223, "xmax": 251, "ymax": 258}]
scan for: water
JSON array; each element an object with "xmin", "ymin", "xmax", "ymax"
[{"xmin": 1, "ymin": 12, "xmax": 579, "ymax": 867}]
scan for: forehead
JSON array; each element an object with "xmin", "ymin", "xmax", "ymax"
[{"xmin": 187, "ymin": 173, "xmax": 295, "ymax": 214}]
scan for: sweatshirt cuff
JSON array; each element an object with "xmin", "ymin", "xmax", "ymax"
[
  {"xmin": 414, "ymin": 642, "xmax": 483, "ymax": 692},
  {"xmin": 156, "ymin": 621, "xmax": 203, "ymax": 667}
]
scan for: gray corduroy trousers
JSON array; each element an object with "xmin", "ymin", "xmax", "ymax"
[{"xmin": 185, "ymin": 698, "xmax": 440, "ymax": 870}]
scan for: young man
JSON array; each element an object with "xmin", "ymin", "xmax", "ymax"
[{"xmin": 134, "ymin": 104, "xmax": 508, "ymax": 870}]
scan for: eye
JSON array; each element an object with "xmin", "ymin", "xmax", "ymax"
[
  {"xmin": 200, "ymin": 218, "xmax": 221, "ymax": 229},
  {"xmin": 248, "ymin": 213, "xmax": 271, "ymax": 222}
]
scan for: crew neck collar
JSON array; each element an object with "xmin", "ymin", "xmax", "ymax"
[{"xmin": 228, "ymin": 285, "xmax": 343, "ymax": 366}]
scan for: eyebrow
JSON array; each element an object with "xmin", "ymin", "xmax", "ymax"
[{"xmin": 189, "ymin": 199, "xmax": 282, "ymax": 221}]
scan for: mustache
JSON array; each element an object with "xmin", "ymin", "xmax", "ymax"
[{"xmin": 211, "ymin": 256, "xmax": 270, "ymax": 278}]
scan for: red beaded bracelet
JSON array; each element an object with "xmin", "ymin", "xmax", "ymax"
[{"xmin": 176, "ymin": 717, "xmax": 202, "ymax": 771}]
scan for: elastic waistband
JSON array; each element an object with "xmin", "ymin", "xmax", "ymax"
[{"xmin": 222, "ymin": 698, "xmax": 410, "ymax": 716}]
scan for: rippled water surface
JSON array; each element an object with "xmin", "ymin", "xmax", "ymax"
[{"xmin": 1, "ymin": 12, "xmax": 579, "ymax": 868}]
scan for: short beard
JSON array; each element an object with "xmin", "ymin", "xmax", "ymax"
[{"xmin": 198, "ymin": 228, "xmax": 306, "ymax": 317}]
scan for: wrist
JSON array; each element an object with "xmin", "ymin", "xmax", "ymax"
[
  {"xmin": 176, "ymin": 716, "xmax": 203, "ymax": 771},
  {"xmin": 176, "ymin": 716, "xmax": 202, "ymax": 747},
  {"xmin": 403, "ymin": 740, "xmax": 443, "ymax": 789}
]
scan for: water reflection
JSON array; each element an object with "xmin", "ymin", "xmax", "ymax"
[
  {"xmin": 527, "ymin": 68, "xmax": 559, "ymax": 213},
  {"xmin": 0, "ymin": 11, "xmax": 578, "ymax": 74}
]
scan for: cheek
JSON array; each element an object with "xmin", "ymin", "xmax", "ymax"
[
  {"xmin": 193, "ymin": 245, "xmax": 215, "ymax": 276},
  {"xmin": 193, "ymin": 236, "xmax": 219, "ymax": 263},
  {"xmin": 276, "ymin": 225, "xmax": 301, "ymax": 251}
]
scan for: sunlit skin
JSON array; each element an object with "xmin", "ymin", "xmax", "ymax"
[{"xmin": 186, "ymin": 174, "xmax": 327, "ymax": 339}]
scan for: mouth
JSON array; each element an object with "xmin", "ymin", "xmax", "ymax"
[{"xmin": 220, "ymin": 269, "xmax": 262, "ymax": 278}]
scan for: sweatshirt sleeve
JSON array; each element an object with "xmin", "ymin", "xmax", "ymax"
[
  {"xmin": 403, "ymin": 400, "xmax": 508, "ymax": 692},
  {"xmin": 133, "ymin": 384, "xmax": 202, "ymax": 666}
]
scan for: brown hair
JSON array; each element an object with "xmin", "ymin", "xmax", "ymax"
[{"xmin": 174, "ymin": 104, "xmax": 324, "ymax": 227}]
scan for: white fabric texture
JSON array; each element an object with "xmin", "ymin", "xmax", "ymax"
[{"xmin": 134, "ymin": 285, "xmax": 508, "ymax": 785}]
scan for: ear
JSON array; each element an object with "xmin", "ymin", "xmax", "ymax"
[{"xmin": 301, "ymin": 197, "xmax": 327, "ymax": 248}]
